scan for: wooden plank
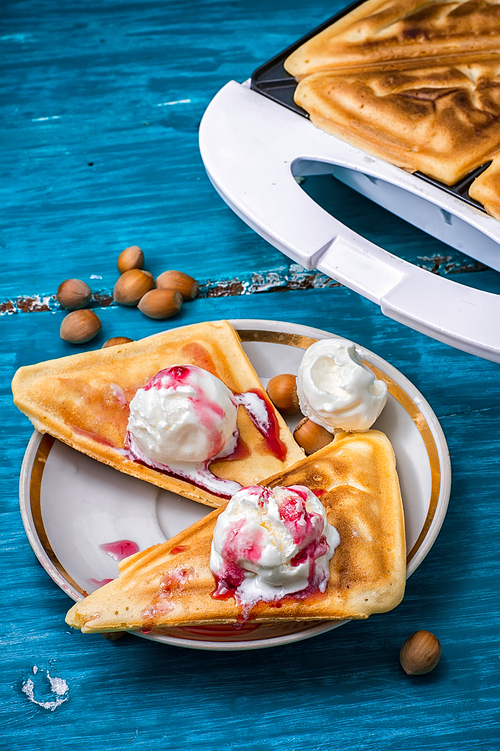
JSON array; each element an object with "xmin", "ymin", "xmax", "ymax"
[{"xmin": 2, "ymin": 0, "xmax": 500, "ymax": 747}]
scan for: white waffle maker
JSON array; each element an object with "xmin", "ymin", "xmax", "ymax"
[{"xmin": 199, "ymin": 14, "xmax": 500, "ymax": 364}]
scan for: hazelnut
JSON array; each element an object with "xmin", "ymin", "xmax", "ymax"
[
  {"xmin": 400, "ymin": 631, "xmax": 441, "ymax": 675},
  {"xmin": 266, "ymin": 374, "xmax": 300, "ymax": 415},
  {"xmin": 138, "ymin": 288, "xmax": 183, "ymax": 319},
  {"xmin": 102, "ymin": 336, "xmax": 134, "ymax": 348},
  {"xmin": 113, "ymin": 268, "xmax": 154, "ymax": 306},
  {"xmin": 117, "ymin": 245, "xmax": 144, "ymax": 274},
  {"xmin": 155, "ymin": 270, "xmax": 199, "ymax": 300},
  {"xmin": 60, "ymin": 309, "xmax": 101, "ymax": 343},
  {"xmin": 56, "ymin": 279, "xmax": 92, "ymax": 310},
  {"xmin": 293, "ymin": 417, "xmax": 333, "ymax": 455}
]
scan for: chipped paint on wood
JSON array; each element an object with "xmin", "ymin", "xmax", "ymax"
[
  {"xmin": 201, "ymin": 266, "xmax": 341, "ymax": 298},
  {"xmin": 0, "ymin": 260, "xmax": 490, "ymax": 314},
  {"xmin": 1, "ymin": 266, "xmax": 339, "ymax": 314},
  {"xmin": 417, "ymin": 256, "xmax": 489, "ymax": 275},
  {"xmin": 1, "ymin": 292, "xmax": 114, "ymax": 315},
  {"xmin": 1, "ymin": 295, "xmax": 54, "ymax": 315}
]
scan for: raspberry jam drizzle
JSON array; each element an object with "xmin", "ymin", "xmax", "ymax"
[
  {"xmin": 278, "ymin": 486, "xmax": 325, "ymax": 546},
  {"xmin": 169, "ymin": 545, "xmax": 189, "ymax": 555},
  {"xmin": 233, "ymin": 389, "xmax": 287, "ymax": 462},
  {"xmin": 86, "ymin": 540, "xmax": 140, "ymax": 589},
  {"xmin": 278, "ymin": 488, "xmax": 330, "ymax": 592},
  {"xmin": 212, "ymin": 517, "xmax": 265, "ymax": 599},
  {"xmin": 125, "ymin": 367, "xmax": 287, "ymax": 498},
  {"xmin": 141, "ymin": 567, "xmax": 196, "ymax": 633},
  {"xmin": 99, "ymin": 540, "xmax": 140, "ymax": 561},
  {"xmin": 218, "ymin": 435, "xmax": 250, "ymax": 462}
]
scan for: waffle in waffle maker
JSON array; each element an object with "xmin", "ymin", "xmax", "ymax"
[{"xmin": 199, "ymin": 0, "xmax": 500, "ymax": 362}]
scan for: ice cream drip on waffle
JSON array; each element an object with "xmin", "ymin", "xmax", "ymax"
[{"xmin": 126, "ymin": 364, "xmax": 288, "ymax": 499}]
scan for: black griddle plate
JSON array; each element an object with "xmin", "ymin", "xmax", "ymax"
[{"xmin": 250, "ymin": 5, "xmax": 489, "ymax": 212}]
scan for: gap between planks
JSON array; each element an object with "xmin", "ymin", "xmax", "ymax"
[{"xmin": 0, "ymin": 257, "xmax": 489, "ymax": 315}]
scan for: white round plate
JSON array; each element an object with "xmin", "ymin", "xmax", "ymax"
[{"xmin": 19, "ymin": 319, "xmax": 451, "ymax": 651}]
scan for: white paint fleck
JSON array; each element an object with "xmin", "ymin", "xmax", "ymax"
[
  {"xmin": 156, "ymin": 99, "xmax": 191, "ymax": 106},
  {"xmin": 32, "ymin": 115, "xmax": 61, "ymax": 122},
  {"xmin": 90, "ymin": 274, "xmax": 102, "ymax": 279},
  {"xmin": 21, "ymin": 666, "xmax": 69, "ymax": 711}
]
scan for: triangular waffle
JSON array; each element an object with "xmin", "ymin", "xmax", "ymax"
[
  {"xmin": 285, "ymin": 0, "xmax": 500, "ymax": 79},
  {"xmin": 65, "ymin": 430, "xmax": 406, "ymax": 633},
  {"xmin": 294, "ymin": 61, "xmax": 500, "ymax": 185},
  {"xmin": 12, "ymin": 320, "xmax": 304, "ymax": 508},
  {"xmin": 468, "ymin": 155, "xmax": 500, "ymax": 219}
]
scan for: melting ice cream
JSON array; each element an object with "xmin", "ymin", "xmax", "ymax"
[
  {"xmin": 210, "ymin": 485, "xmax": 340, "ymax": 616},
  {"xmin": 127, "ymin": 364, "xmax": 238, "ymax": 464}
]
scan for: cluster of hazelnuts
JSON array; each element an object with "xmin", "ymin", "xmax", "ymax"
[
  {"xmin": 266, "ymin": 372, "xmax": 334, "ymax": 456},
  {"xmin": 57, "ymin": 245, "xmax": 198, "ymax": 345}
]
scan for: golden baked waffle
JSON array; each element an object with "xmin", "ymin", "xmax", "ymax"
[
  {"xmin": 65, "ymin": 430, "xmax": 406, "ymax": 633},
  {"xmin": 294, "ymin": 61, "xmax": 500, "ymax": 185},
  {"xmin": 468, "ymin": 156, "xmax": 500, "ymax": 219},
  {"xmin": 284, "ymin": 0, "xmax": 500, "ymax": 211},
  {"xmin": 11, "ymin": 320, "xmax": 304, "ymax": 508},
  {"xmin": 285, "ymin": 0, "xmax": 500, "ymax": 78}
]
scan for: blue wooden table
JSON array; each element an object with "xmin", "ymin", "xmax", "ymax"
[{"xmin": 3, "ymin": 1, "xmax": 500, "ymax": 748}]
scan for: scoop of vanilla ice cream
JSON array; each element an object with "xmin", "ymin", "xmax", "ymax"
[
  {"xmin": 127, "ymin": 365, "xmax": 238, "ymax": 464},
  {"xmin": 210, "ymin": 485, "xmax": 339, "ymax": 609},
  {"xmin": 296, "ymin": 338, "xmax": 387, "ymax": 433}
]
